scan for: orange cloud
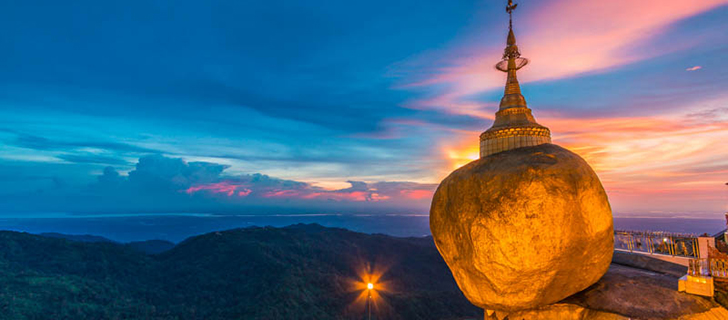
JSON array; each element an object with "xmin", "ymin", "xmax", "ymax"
[{"xmin": 436, "ymin": 99, "xmax": 728, "ymax": 215}]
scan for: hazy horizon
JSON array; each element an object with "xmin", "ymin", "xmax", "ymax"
[{"xmin": 0, "ymin": 213, "xmax": 724, "ymax": 243}]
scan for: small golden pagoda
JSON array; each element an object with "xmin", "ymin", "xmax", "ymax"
[{"xmin": 479, "ymin": 0, "xmax": 551, "ymax": 158}]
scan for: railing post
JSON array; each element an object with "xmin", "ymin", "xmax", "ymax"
[
  {"xmin": 627, "ymin": 233, "xmax": 634, "ymax": 252},
  {"xmin": 698, "ymin": 236, "xmax": 715, "ymax": 260},
  {"xmin": 692, "ymin": 239, "xmax": 698, "ymax": 258},
  {"xmin": 647, "ymin": 236, "xmax": 651, "ymax": 253}
]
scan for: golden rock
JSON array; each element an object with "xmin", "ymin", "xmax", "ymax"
[
  {"xmin": 430, "ymin": 1, "xmax": 614, "ymax": 312},
  {"xmin": 429, "ymin": 143, "xmax": 614, "ymax": 311}
]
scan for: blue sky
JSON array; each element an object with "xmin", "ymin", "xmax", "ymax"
[{"xmin": 1, "ymin": 0, "xmax": 727, "ymax": 217}]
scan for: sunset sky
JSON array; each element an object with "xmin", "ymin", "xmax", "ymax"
[{"xmin": 1, "ymin": 0, "xmax": 727, "ymax": 218}]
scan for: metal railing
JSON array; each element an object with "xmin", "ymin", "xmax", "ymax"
[
  {"xmin": 688, "ymin": 258, "xmax": 728, "ymax": 279},
  {"xmin": 614, "ymin": 230, "xmax": 700, "ymax": 258},
  {"xmin": 689, "ymin": 259, "xmax": 710, "ymax": 276}
]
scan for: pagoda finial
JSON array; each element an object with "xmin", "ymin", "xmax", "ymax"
[
  {"xmin": 506, "ymin": 0, "xmax": 517, "ymax": 29},
  {"xmin": 500, "ymin": 0, "xmax": 522, "ymax": 63}
]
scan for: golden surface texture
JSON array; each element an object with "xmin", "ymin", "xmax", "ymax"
[{"xmin": 430, "ymin": 143, "xmax": 614, "ymax": 311}]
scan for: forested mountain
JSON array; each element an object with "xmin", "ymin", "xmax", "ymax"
[
  {"xmin": 0, "ymin": 224, "xmax": 479, "ymax": 320},
  {"xmin": 39, "ymin": 232, "xmax": 113, "ymax": 243},
  {"xmin": 38, "ymin": 232, "xmax": 176, "ymax": 255},
  {"xmin": 126, "ymin": 239, "xmax": 176, "ymax": 255}
]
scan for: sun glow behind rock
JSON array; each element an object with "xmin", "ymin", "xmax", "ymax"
[
  {"xmin": 445, "ymin": 146, "xmax": 480, "ymax": 169},
  {"xmin": 437, "ymin": 99, "xmax": 728, "ymax": 215}
]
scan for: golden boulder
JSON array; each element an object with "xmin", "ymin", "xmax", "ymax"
[{"xmin": 429, "ymin": 143, "xmax": 613, "ymax": 312}]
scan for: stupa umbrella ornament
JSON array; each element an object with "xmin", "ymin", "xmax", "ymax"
[{"xmin": 429, "ymin": 0, "xmax": 614, "ymax": 317}]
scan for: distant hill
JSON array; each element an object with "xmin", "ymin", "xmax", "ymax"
[
  {"xmin": 0, "ymin": 224, "xmax": 479, "ymax": 319},
  {"xmin": 125, "ymin": 239, "xmax": 176, "ymax": 254},
  {"xmin": 39, "ymin": 232, "xmax": 113, "ymax": 243},
  {"xmin": 0, "ymin": 231, "xmax": 156, "ymax": 319},
  {"xmin": 38, "ymin": 232, "xmax": 176, "ymax": 255}
]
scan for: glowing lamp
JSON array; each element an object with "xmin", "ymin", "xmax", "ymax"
[{"xmin": 367, "ymin": 283, "xmax": 374, "ymax": 290}]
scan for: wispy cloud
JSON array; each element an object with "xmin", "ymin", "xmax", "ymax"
[
  {"xmin": 386, "ymin": 0, "xmax": 728, "ymax": 216},
  {"xmin": 398, "ymin": 0, "xmax": 728, "ymax": 115}
]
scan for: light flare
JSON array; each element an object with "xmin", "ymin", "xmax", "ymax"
[{"xmin": 347, "ymin": 260, "xmax": 392, "ymax": 316}]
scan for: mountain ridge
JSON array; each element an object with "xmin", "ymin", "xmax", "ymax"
[
  {"xmin": 38, "ymin": 232, "xmax": 176, "ymax": 254},
  {"xmin": 0, "ymin": 224, "xmax": 479, "ymax": 319}
]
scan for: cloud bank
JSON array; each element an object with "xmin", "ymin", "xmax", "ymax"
[{"xmin": 0, "ymin": 155, "xmax": 436, "ymax": 215}]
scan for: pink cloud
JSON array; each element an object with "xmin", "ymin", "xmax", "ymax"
[
  {"xmin": 399, "ymin": 0, "xmax": 728, "ymax": 115},
  {"xmin": 260, "ymin": 189, "xmax": 303, "ymax": 198},
  {"xmin": 399, "ymin": 189, "xmax": 434, "ymax": 200},
  {"xmin": 262, "ymin": 189, "xmax": 385, "ymax": 202},
  {"xmin": 370, "ymin": 193, "xmax": 391, "ymax": 201},
  {"xmin": 522, "ymin": 0, "xmax": 725, "ymax": 80},
  {"xmin": 185, "ymin": 180, "xmax": 434, "ymax": 204},
  {"xmin": 303, "ymin": 191, "xmax": 370, "ymax": 202},
  {"xmin": 686, "ymin": 66, "xmax": 702, "ymax": 71},
  {"xmin": 186, "ymin": 182, "xmax": 251, "ymax": 197}
]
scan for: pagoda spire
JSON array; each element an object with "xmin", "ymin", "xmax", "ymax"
[
  {"xmin": 500, "ymin": 0, "xmax": 526, "ymax": 109},
  {"xmin": 479, "ymin": 0, "xmax": 551, "ymax": 158}
]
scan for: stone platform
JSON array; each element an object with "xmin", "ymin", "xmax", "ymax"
[{"xmin": 486, "ymin": 253, "xmax": 728, "ymax": 319}]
